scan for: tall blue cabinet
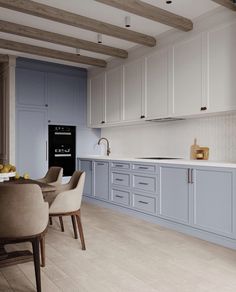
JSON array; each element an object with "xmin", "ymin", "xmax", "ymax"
[{"xmin": 16, "ymin": 58, "xmax": 100, "ymax": 178}]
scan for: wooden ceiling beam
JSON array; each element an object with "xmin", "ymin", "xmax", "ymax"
[
  {"xmin": 95, "ymin": 0, "xmax": 193, "ymax": 32},
  {"xmin": 0, "ymin": 0, "xmax": 156, "ymax": 47},
  {"xmin": 211, "ymin": 0, "xmax": 236, "ymax": 11},
  {"xmin": 0, "ymin": 20, "xmax": 128, "ymax": 59},
  {"xmin": 0, "ymin": 54, "xmax": 9, "ymax": 63},
  {"xmin": 0, "ymin": 38, "xmax": 107, "ymax": 67}
]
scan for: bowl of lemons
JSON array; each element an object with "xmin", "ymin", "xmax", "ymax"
[{"xmin": 0, "ymin": 164, "xmax": 16, "ymax": 182}]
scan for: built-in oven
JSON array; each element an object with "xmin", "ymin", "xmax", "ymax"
[{"xmin": 48, "ymin": 125, "xmax": 76, "ymax": 176}]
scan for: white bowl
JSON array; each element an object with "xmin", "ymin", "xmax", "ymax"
[{"xmin": 0, "ymin": 172, "xmax": 16, "ymax": 182}]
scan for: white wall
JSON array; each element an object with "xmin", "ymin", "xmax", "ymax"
[{"xmin": 101, "ymin": 113, "xmax": 236, "ymax": 162}]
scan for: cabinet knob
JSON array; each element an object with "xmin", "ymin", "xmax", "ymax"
[
  {"xmin": 101, "ymin": 121, "xmax": 105, "ymax": 124},
  {"xmin": 140, "ymin": 115, "xmax": 145, "ymax": 119},
  {"xmin": 200, "ymin": 107, "xmax": 207, "ymax": 111},
  {"xmin": 48, "ymin": 120, "xmax": 51, "ymax": 123},
  {"xmin": 45, "ymin": 104, "xmax": 48, "ymax": 107}
]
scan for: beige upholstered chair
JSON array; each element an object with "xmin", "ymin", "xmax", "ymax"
[
  {"xmin": 49, "ymin": 171, "xmax": 86, "ymax": 250},
  {"xmin": 37, "ymin": 166, "xmax": 63, "ymax": 186},
  {"xmin": 0, "ymin": 184, "xmax": 49, "ymax": 292}
]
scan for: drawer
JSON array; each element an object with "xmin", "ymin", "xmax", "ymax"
[
  {"xmin": 111, "ymin": 189, "xmax": 130, "ymax": 206},
  {"xmin": 132, "ymin": 164, "xmax": 156, "ymax": 173},
  {"xmin": 111, "ymin": 162, "xmax": 130, "ymax": 170},
  {"xmin": 112, "ymin": 172, "xmax": 130, "ymax": 187},
  {"xmin": 133, "ymin": 175, "xmax": 157, "ymax": 193},
  {"xmin": 133, "ymin": 194, "xmax": 156, "ymax": 214}
]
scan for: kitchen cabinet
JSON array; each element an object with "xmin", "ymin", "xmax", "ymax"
[
  {"xmin": 193, "ymin": 168, "xmax": 235, "ymax": 238},
  {"xmin": 145, "ymin": 49, "xmax": 169, "ymax": 119},
  {"xmin": 16, "ymin": 68, "xmax": 47, "ymax": 108},
  {"xmin": 208, "ymin": 22, "xmax": 236, "ymax": 113},
  {"xmin": 170, "ymin": 34, "xmax": 207, "ymax": 117},
  {"xmin": 94, "ymin": 160, "xmax": 109, "ymax": 200},
  {"xmin": 16, "ymin": 107, "xmax": 48, "ymax": 178},
  {"xmin": 47, "ymin": 73, "xmax": 79, "ymax": 125},
  {"xmin": 88, "ymin": 72, "xmax": 105, "ymax": 127},
  {"xmin": 160, "ymin": 166, "xmax": 191, "ymax": 225},
  {"xmin": 105, "ymin": 66, "xmax": 123, "ymax": 124},
  {"xmin": 78, "ymin": 159, "xmax": 93, "ymax": 197},
  {"xmin": 123, "ymin": 59, "xmax": 145, "ymax": 122},
  {"xmin": 79, "ymin": 157, "xmax": 236, "ymax": 248}
]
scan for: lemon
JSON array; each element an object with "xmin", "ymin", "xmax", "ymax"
[
  {"xmin": 23, "ymin": 173, "xmax": 30, "ymax": 179},
  {"xmin": 15, "ymin": 172, "xmax": 20, "ymax": 179}
]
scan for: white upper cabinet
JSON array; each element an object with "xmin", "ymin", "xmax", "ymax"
[
  {"xmin": 170, "ymin": 34, "xmax": 207, "ymax": 117},
  {"xmin": 123, "ymin": 59, "xmax": 145, "ymax": 122},
  {"xmin": 208, "ymin": 22, "xmax": 236, "ymax": 113},
  {"xmin": 88, "ymin": 72, "xmax": 105, "ymax": 127},
  {"xmin": 105, "ymin": 66, "xmax": 123, "ymax": 124},
  {"xmin": 145, "ymin": 49, "xmax": 169, "ymax": 119}
]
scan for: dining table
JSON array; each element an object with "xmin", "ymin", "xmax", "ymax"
[{"xmin": 0, "ymin": 178, "xmax": 56, "ymax": 268}]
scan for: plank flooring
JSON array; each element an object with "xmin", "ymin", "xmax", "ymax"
[{"xmin": 1, "ymin": 201, "xmax": 236, "ymax": 291}]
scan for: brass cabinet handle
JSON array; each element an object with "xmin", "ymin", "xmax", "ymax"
[
  {"xmin": 138, "ymin": 200, "xmax": 148, "ymax": 204},
  {"xmin": 200, "ymin": 106, "xmax": 207, "ymax": 111},
  {"xmin": 115, "ymin": 195, "xmax": 124, "ymax": 198}
]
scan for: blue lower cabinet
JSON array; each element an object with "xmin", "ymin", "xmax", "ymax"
[
  {"xmin": 94, "ymin": 161, "xmax": 109, "ymax": 200},
  {"xmin": 132, "ymin": 193, "xmax": 157, "ymax": 214},
  {"xmin": 159, "ymin": 166, "xmax": 191, "ymax": 225},
  {"xmin": 192, "ymin": 168, "xmax": 235, "ymax": 238},
  {"xmin": 78, "ymin": 159, "xmax": 92, "ymax": 196},
  {"xmin": 111, "ymin": 189, "xmax": 130, "ymax": 206}
]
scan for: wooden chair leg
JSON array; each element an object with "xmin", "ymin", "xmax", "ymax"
[
  {"xmin": 59, "ymin": 216, "xmax": 64, "ymax": 232},
  {"xmin": 31, "ymin": 237, "xmax": 42, "ymax": 292},
  {"xmin": 71, "ymin": 215, "xmax": 78, "ymax": 239},
  {"xmin": 76, "ymin": 211, "xmax": 86, "ymax": 250},
  {"xmin": 40, "ymin": 236, "xmax": 45, "ymax": 267},
  {"xmin": 49, "ymin": 217, "xmax": 53, "ymax": 225}
]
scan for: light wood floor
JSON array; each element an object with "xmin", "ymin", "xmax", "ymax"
[{"xmin": 1, "ymin": 202, "xmax": 236, "ymax": 292}]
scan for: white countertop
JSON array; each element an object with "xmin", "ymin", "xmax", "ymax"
[{"xmin": 78, "ymin": 155, "xmax": 236, "ymax": 169}]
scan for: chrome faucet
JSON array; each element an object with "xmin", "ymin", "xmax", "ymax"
[{"xmin": 98, "ymin": 137, "xmax": 111, "ymax": 156}]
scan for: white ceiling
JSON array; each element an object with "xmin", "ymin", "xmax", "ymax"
[{"xmin": 0, "ymin": 0, "xmax": 219, "ymax": 68}]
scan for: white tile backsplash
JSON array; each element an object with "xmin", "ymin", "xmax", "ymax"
[{"xmin": 101, "ymin": 113, "xmax": 236, "ymax": 162}]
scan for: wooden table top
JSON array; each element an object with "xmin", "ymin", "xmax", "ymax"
[{"xmin": 3, "ymin": 178, "xmax": 56, "ymax": 193}]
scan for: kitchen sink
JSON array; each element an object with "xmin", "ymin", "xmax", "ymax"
[{"xmin": 138, "ymin": 157, "xmax": 181, "ymax": 160}]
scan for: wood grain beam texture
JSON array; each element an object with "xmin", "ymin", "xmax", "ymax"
[
  {"xmin": 0, "ymin": 39, "xmax": 107, "ymax": 67},
  {"xmin": 0, "ymin": 54, "xmax": 9, "ymax": 63},
  {"xmin": 0, "ymin": 20, "xmax": 128, "ymax": 59},
  {"xmin": 211, "ymin": 0, "xmax": 236, "ymax": 11},
  {"xmin": 95, "ymin": 0, "xmax": 193, "ymax": 32},
  {"xmin": 0, "ymin": 0, "xmax": 156, "ymax": 47}
]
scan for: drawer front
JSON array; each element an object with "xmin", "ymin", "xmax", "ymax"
[
  {"xmin": 112, "ymin": 172, "xmax": 130, "ymax": 187},
  {"xmin": 111, "ymin": 162, "xmax": 130, "ymax": 170},
  {"xmin": 111, "ymin": 189, "xmax": 130, "ymax": 206},
  {"xmin": 133, "ymin": 194, "xmax": 156, "ymax": 214},
  {"xmin": 132, "ymin": 164, "xmax": 156, "ymax": 173},
  {"xmin": 133, "ymin": 175, "xmax": 157, "ymax": 193}
]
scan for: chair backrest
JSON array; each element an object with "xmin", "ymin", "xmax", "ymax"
[
  {"xmin": 49, "ymin": 171, "xmax": 85, "ymax": 214},
  {"xmin": 44, "ymin": 167, "xmax": 63, "ymax": 184},
  {"xmin": 0, "ymin": 184, "xmax": 49, "ymax": 239}
]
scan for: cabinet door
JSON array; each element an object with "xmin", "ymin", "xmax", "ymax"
[
  {"xmin": 16, "ymin": 108, "xmax": 48, "ymax": 179},
  {"xmin": 123, "ymin": 59, "xmax": 145, "ymax": 122},
  {"xmin": 192, "ymin": 168, "xmax": 235, "ymax": 238},
  {"xmin": 47, "ymin": 73, "xmax": 79, "ymax": 125},
  {"xmin": 88, "ymin": 73, "xmax": 105, "ymax": 127},
  {"xmin": 146, "ymin": 49, "xmax": 168, "ymax": 119},
  {"xmin": 106, "ymin": 66, "xmax": 122, "ymax": 124},
  {"xmin": 208, "ymin": 22, "xmax": 236, "ymax": 112},
  {"xmin": 94, "ymin": 161, "xmax": 109, "ymax": 200},
  {"xmin": 171, "ymin": 34, "xmax": 206, "ymax": 116},
  {"xmin": 16, "ymin": 68, "xmax": 46, "ymax": 107},
  {"xmin": 78, "ymin": 159, "xmax": 92, "ymax": 196},
  {"xmin": 160, "ymin": 166, "xmax": 190, "ymax": 225}
]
